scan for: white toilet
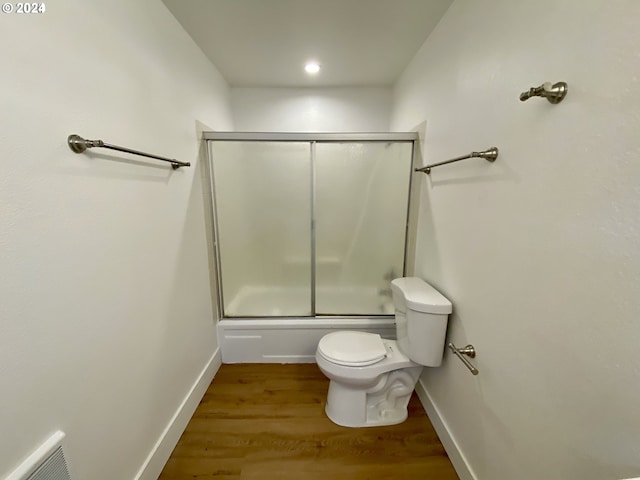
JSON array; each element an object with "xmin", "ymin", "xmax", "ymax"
[{"xmin": 315, "ymin": 277, "xmax": 452, "ymax": 427}]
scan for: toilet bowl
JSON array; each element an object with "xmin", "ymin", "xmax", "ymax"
[{"xmin": 315, "ymin": 277, "xmax": 452, "ymax": 428}]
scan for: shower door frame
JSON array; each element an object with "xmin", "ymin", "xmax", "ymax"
[{"xmin": 204, "ymin": 131, "xmax": 419, "ymax": 320}]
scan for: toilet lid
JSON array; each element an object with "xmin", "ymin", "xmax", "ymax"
[{"xmin": 318, "ymin": 331, "xmax": 387, "ymax": 366}]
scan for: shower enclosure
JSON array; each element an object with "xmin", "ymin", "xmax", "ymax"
[{"xmin": 205, "ymin": 132, "xmax": 416, "ymax": 320}]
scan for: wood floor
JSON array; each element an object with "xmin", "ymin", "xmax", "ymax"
[{"xmin": 159, "ymin": 363, "xmax": 458, "ymax": 480}]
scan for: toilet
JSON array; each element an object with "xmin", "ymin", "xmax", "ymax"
[{"xmin": 315, "ymin": 277, "xmax": 452, "ymax": 427}]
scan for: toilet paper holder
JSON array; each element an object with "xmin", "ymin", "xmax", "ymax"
[{"xmin": 448, "ymin": 342, "xmax": 479, "ymax": 375}]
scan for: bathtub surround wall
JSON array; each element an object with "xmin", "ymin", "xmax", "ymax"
[
  {"xmin": 314, "ymin": 141, "xmax": 412, "ymax": 307},
  {"xmin": 0, "ymin": 1, "xmax": 232, "ymax": 479},
  {"xmin": 391, "ymin": 1, "xmax": 640, "ymax": 479},
  {"xmin": 210, "ymin": 138, "xmax": 413, "ymax": 318},
  {"xmin": 231, "ymin": 87, "xmax": 392, "ymax": 132}
]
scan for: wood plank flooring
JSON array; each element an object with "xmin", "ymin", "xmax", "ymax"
[{"xmin": 159, "ymin": 363, "xmax": 458, "ymax": 479}]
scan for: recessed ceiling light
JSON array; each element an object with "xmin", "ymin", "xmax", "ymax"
[{"xmin": 305, "ymin": 62, "xmax": 321, "ymax": 74}]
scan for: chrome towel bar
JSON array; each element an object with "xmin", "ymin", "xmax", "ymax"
[
  {"xmin": 67, "ymin": 134, "xmax": 190, "ymax": 169},
  {"xmin": 415, "ymin": 147, "xmax": 498, "ymax": 175},
  {"xmin": 448, "ymin": 342, "xmax": 479, "ymax": 375}
]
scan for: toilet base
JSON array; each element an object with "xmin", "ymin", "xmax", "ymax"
[{"xmin": 324, "ymin": 366, "xmax": 422, "ymax": 428}]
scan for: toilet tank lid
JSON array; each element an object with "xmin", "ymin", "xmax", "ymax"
[{"xmin": 391, "ymin": 277, "xmax": 452, "ymax": 314}]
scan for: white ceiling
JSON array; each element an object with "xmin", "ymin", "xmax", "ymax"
[{"xmin": 162, "ymin": 0, "xmax": 453, "ymax": 88}]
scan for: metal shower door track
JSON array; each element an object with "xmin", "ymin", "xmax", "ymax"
[{"xmin": 203, "ymin": 132, "xmax": 418, "ymax": 142}]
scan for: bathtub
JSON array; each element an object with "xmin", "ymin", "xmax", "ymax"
[
  {"xmin": 218, "ymin": 285, "xmax": 396, "ymax": 363},
  {"xmin": 225, "ymin": 285, "xmax": 395, "ymax": 316}
]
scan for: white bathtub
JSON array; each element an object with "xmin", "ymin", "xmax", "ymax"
[
  {"xmin": 219, "ymin": 285, "xmax": 396, "ymax": 363},
  {"xmin": 225, "ymin": 285, "xmax": 394, "ymax": 317}
]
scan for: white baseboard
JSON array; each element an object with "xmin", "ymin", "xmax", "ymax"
[
  {"xmin": 135, "ymin": 348, "xmax": 222, "ymax": 480},
  {"xmin": 218, "ymin": 319, "xmax": 396, "ymax": 363},
  {"xmin": 415, "ymin": 378, "xmax": 477, "ymax": 480}
]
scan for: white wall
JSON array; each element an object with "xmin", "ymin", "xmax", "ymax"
[
  {"xmin": 231, "ymin": 87, "xmax": 392, "ymax": 132},
  {"xmin": 391, "ymin": 1, "xmax": 640, "ymax": 479},
  {"xmin": 0, "ymin": 1, "xmax": 232, "ymax": 479}
]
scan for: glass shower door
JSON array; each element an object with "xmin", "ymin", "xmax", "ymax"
[
  {"xmin": 314, "ymin": 142, "xmax": 413, "ymax": 315},
  {"xmin": 210, "ymin": 141, "xmax": 312, "ymax": 317}
]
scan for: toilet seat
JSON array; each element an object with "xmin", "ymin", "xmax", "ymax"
[{"xmin": 317, "ymin": 331, "xmax": 387, "ymax": 367}]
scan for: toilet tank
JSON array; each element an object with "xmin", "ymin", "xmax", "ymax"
[{"xmin": 390, "ymin": 277, "xmax": 452, "ymax": 367}]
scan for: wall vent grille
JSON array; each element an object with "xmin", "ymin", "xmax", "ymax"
[
  {"xmin": 6, "ymin": 431, "xmax": 72, "ymax": 480},
  {"xmin": 27, "ymin": 445, "xmax": 71, "ymax": 480}
]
